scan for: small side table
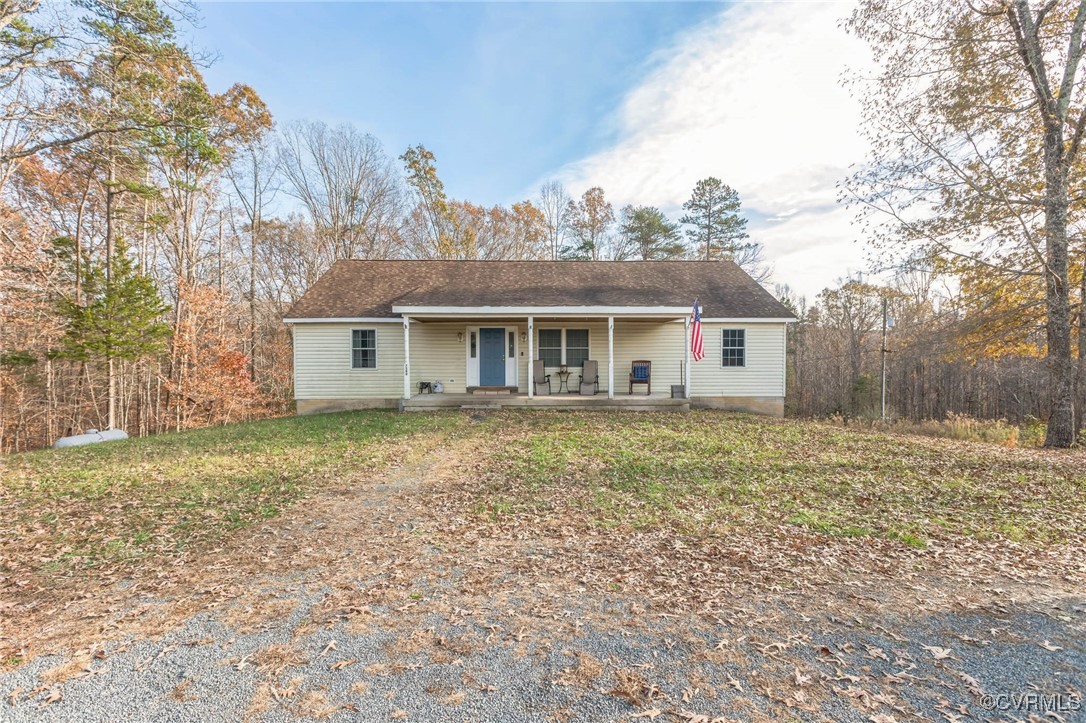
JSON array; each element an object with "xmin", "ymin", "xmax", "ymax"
[{"xmin": 556, "ymin": 370, "xmax": 571, "ymax": 393}]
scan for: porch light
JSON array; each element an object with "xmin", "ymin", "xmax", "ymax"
[
  {"xmin": 520, "ymin": 331, "xmax": 527, "ymax": 342},
  {"xmin": 457, "ymin": 331, "xmax": 464, "ymax": 343}
]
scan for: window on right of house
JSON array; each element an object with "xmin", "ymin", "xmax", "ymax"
[{"xmin": 721, "ymin": 329, "xmax": 745, "ymax": 367}]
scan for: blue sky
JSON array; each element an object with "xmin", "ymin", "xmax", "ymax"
[
  {"xmin": 194, "ymin": 1, "xmax": 722, "ymax": 206},
  {"xmin": 192, "ymin": 1, "xmax": 872, "ymax": 298}
]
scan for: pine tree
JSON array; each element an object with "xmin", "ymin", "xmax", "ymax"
[
  {"xmin": 680, "ymin": 177, "xmax": 750, "ymax": 262},
  {"xmin": 58, "ymin": 238, "xmax": 171, "ymax": 428},
  {"xmin": 617, "ymin": 205, "xmax": 685, "ymax": 260}
]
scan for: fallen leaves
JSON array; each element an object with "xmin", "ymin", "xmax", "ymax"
[
  {"xmin": 610, "ymin": 668, "xmax": 662, "ymax": 708},
  {"xmin": 922, "ymin": 645, "xmax": 954, "ymax": 661},
  {"xmin": 37, "ymin": 687, "xmax": 62, "ymax": 708}
]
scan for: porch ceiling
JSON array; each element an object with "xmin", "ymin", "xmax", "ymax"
[
  {"xmin": 406, "ymin": 315, "xmax": 685, "ymax": 323},
  {"xmin": 401, "ymin": 311, "xmax": 687, "ymax": 323}
]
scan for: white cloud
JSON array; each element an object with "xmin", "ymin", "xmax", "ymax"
[{"xmin": 550, "ymin": 0, "xmax": 874, "ymax": 299}]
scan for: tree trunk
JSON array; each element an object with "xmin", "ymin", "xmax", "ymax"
[
  {"xmin": 250, "ymin": 191, "xmax": 259, "ymax": 384},
  {"xmin": 1042, "ymin": 124, "xmax": 1076, "ymax": 447},
  {"xmin": 1077, "ymin": 256, "xmax": 1086, "ymax": 436},
  {"xmin": 107, "ymin": 357, "xmax": 116, "ymax": 429}
]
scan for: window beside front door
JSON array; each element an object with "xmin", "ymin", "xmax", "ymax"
[
  {"xmin": 537, "ymin": 328, "xmax": 589, "ymax": 367},
  {"xmin": 538, "ymin": 329, "xmax": 562, "ymax": 367}
]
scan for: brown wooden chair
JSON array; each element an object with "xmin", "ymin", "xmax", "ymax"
[{"xmin": 629, "ymin": 360, "xmax": 651, "ymax": 395}]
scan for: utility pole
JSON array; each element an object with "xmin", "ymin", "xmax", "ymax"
[{"xmin": 880, "ymin": 296, "xmax": 888, "ymax": 421}]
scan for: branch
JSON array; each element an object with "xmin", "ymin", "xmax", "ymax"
[
  {"xmin": 1066, "ymin": 107, "xmax": 1086, "ymax": 168},
  {"xmin": 1006, "ymin": 1, "xmax": 1055, "ymax": 114},
  {"xmin": 1, "ymin": 122, "xmax": 162, "ymax": 163},
  {"xmin": 1056, "ymin": 0, "xmax": 1086, "ymax": 118}
]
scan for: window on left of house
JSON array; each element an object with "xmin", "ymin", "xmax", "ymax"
[{"xmin": 352, "ymin": 329, "xmax": 377, "ymax": 369}]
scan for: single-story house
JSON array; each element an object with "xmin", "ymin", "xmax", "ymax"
[{"xmin": 283, "ymin": 260, "xmax": 795, "ymax": 415}]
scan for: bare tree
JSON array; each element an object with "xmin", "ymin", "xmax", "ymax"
[
  {"xmin": 563, "ymin": 186, "xmax": 614, "ymax": 260},
  {"xmin": 731, "ymin": 242, "xmax": 772, "ymax": 285},
  {"xmin": 538, "ymin": 180, "xmax": 569, "ymax": 260},
  {"xmin": 278, "ymin": 120, "xmax": 404, "ymax": 261},
  {"xmin": 227, "ymin": 126, "xmax": 279, "ymax": 382}
]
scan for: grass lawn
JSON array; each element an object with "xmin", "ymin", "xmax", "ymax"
[
  {"xmin": 3, "ymin": 409, "xmax": 1083, "ymax": 609},
  {"xmin": 0, "ymin": 411, "xmax": 461, "ymax": 586},
  {"xmin": 467, "ymin": 411, "xmax": 1086, "ymax": 548}
]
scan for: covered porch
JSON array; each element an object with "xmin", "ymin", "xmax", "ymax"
[{"xmin": 395, "ymin": 305, "xmax": 695, "ymax": 406}]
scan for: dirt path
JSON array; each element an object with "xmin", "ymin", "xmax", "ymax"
[{"xmin": 3, "ymin": 422, "xmax": 1085, "ymax": 721}]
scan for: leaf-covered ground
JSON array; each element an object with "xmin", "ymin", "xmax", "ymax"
[
  {"xmin": 1, "ymin": 410, "xmax": 1083, "ymax": 721},
  {"xmin": 0, "ymin": 412, "xmax": 457, "ymax": 588},
  {"xmin": 469, "ymin": 412, "xmax": 1085, "ymax": 546}
]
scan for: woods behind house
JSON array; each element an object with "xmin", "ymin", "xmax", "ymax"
[{"xmin": 2, "ymin": 1, "xmax": 1086, "ymax": 451}]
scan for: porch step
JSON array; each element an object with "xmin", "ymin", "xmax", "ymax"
[
  {"xmin": 467, "ymin": 386, "xmax": 516, "ymax": 396},
  {"xmin": 460, "ymin": 403, "xmax": 502, "ymax": 410}
]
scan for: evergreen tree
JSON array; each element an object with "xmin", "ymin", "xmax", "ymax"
[
  {"xmin": 617, "ymin": 205, "xmax": 685, "ymax": 260},
  {"xmin": 58, "ymin": 239, "xmax": 171, "ymax": 427},
  {"xmin": 680, "ymin": 177, "xmax": 750, "ymax": 262}
]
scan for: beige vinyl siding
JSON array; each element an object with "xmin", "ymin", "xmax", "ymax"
[
  {"xmin": 293, "ymin": 323, "xmax": 403, "ymax": 400},
  {"xmin": 292, "ymin": 318, "xmax": 786, "ymax": 402},
  {"xmin": 690, "ymin": 322, "xmax": 786, "ymax": 397},
  {"xmin": 612, "ymin": 320, "xmax": 685, "ymax": 393},
  {"xmin": 412, "ymin": 322, "xmax": 531, "ymax": 392},
  {"xmin": 409, "ymin": 322, "xmax": 466, "ymax": 393}
]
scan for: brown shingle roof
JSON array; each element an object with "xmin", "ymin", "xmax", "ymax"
[{"xmin": 283, "ymin": 260, "xmax": 795, "ymax": 319}]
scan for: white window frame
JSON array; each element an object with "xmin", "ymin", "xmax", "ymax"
[
  {"xmin": 536, "ymin": 327, "xmax": 590, "ymax": 368},
  {"xmin": 721, "ymin": 328, "xmax": 746, "ymax": 368},
  {"xmin": 537, "ymin": 328, "xmax": 564, "ymax": 367},
  {"xmin": 350, "ymin": 328, "xmax": 378, "ymax": 370},
  {"xmin": 564, "ymin": 328, "xmax": 590, "ymax": 369}
]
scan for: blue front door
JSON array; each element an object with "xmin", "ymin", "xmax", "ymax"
[{"xmin": 479, "ymin": 328, "xmax": 506, "ymax": 386}]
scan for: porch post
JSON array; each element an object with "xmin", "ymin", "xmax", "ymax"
[
  {"xmin": 607, "ymin": 316, "xmax": 614, "ymax": 399},
  {"xmin": 527, "ymin": 316, "xmax": 534, "ymax": 399},
  {"xmin": 403, "ymin": 316, "xmax": 411, "ymax": 400},
  {"xmin": 684, "ymin": 315, "xmax": 691, "ymax": 399}
]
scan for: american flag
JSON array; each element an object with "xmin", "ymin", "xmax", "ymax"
[{"xmin": 691, "ymin": 300, "xmax": 704, "ymax": 362}]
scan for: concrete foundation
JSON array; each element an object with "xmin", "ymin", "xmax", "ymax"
[
  {"xmin": 295, "ymin": 398, "xmax": 399, "ymax": 415},
  {"xmin": 691, "ymin": 396, "xmax": 785, "ymax": 417}
]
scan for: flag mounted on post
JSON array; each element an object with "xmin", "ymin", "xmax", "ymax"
[{"xmin": 691, "ymin": 300, "xmax": 704, "ymax": 362}]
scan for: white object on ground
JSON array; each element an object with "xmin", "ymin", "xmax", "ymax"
[{"xmin": 53, "ymin": 428, "xmax": 129, "ymax": 448}]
